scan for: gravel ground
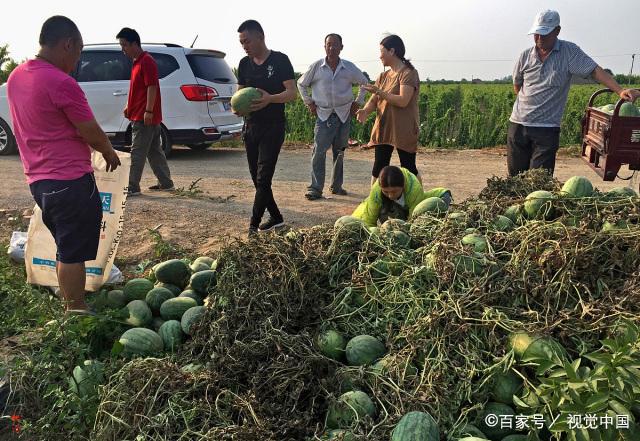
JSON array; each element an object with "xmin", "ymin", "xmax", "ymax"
[{"xmin": 0, "ymin": 144, "xmax": 632, "ymax": 263}]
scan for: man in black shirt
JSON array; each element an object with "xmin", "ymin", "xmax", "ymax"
[{"xmin": 237, "ymin": 19, "xmax": 297, "ymax": 236}]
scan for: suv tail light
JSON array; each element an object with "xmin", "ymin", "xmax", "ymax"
[{"xmin": 180, "ymin": 84, "xmax": 219, "ymax": 101}]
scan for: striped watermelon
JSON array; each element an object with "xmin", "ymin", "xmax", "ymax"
[
  {"xmin": 560, "ymin": 176, "xmax": 593, "ymax": 198},
  {"xmin": 160, "ymin": 297, "xmax": 198, "ymax": 321},
  {"xmin": 153, "ymin": 259, "xmax": 191, "ymax": 287},
  {"xmin": 179, "ymin": 290, "xmax": 204, "ymax": 306},
  {"xmin": 189, "ymin": 270, "xmax": 217, "ymax": 295},
  {"xmin": 345, "ymin": 335, "xmax": 386, "ymax": 366},
  {"xmin": 523, "ymin": 190, "xmax": 555, "ymax": 220},
  {"xmin": 412, "ymin": 197, "xmax": 448, "ymax": 218},
  {"xmin": 316, "ymin": 330, "xmax": 347, "ymax": 361},
  {"xmin": 181, "ymin": 306, "xmax": 206, "ymax": 335},
  {"xmin": 124, "ymin": 300, "xmax": 152, "ymax": 327},
  {"xmin": 145, "ymin": 287, "xmax": 175, "ymax": 315},
  {"xmin": 123, "ymin": 278, "xmax": 154, "ymax": 302},
  {"xmin": 326, "ymin": 390, "xmax": 376, "ymax": 429},
  {"xmin": 158, "ymin": 320, "xmax": 185, "ymax": 351},
  {"xmin": 391, "ymin": 411, "xmax": 439, "ymax": 441},
  {"xmin": 118, "ymin": 327, "xmax": 163, "ymax": 357}
]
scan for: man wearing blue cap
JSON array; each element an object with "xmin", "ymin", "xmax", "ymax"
[{"xmin": 507, "ymin": 10, "xmax": 639, "ymax": 176}]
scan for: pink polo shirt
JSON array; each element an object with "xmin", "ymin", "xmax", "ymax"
[{"xmin": 7, "ymin": 59, "xmax": 95, "ymax": 184}]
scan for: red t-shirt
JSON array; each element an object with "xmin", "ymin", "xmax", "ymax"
[
  {"xmin": 7, "ymin": 59, "xmax": 95, "ymax": 184},
  {"xmin": 127, "ymin": 52, "xmax": 162, "ymax": 124}
]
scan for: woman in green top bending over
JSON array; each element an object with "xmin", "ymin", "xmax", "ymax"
[{"xmin": 352, "ymin": 165, "xmax": 451, "ymax": 227}]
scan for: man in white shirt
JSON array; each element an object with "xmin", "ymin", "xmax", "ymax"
[{"xmin": 298, "ymin": 34, "xmax": 368, "ymax": 200}]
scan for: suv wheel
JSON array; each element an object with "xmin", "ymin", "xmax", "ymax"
[
  {"xmin": 160, "ymin": 126, "xmax": 172, "ymax": 158},
  {"xmin": 0, "ymin": 118, "xmax": 17, "ymax": 156}
]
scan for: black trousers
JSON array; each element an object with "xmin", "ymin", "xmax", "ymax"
[
  {"xmin": 372, "ymin": 144, "xmax": 418, "ymax": 177},
  {"xmin": 244, "ymin": 121, "xmax": 285, "ymax": 227},
  {"xmin": 507, "ymin": 122, "xmax": 561, "ymax": 177}
]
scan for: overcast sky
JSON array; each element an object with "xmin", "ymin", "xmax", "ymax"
[{"xmin": 3, "ymin": 0, "xmax": 639, "ymax": 81}]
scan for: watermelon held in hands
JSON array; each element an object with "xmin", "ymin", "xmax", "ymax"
[
  {"xmin": 326, "ymin": 390, "xmax": 376, "ymax": 429},
  {"xmin": 231, "ymin": 87, "xmax": 262, "ymax": 116},
  {"xmin": 391, "ymin": 410, "xmax": 439, "ymax": 441},
  {"xmin": 345, "ymin": 335, "xmax": 386, "ymax": 366}
]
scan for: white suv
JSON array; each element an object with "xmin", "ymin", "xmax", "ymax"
[{"xmin": 0, "ymin": 43, "xmax": 243, "ymax": 157}]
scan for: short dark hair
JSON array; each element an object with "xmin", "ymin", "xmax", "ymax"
[
  {"xmin": 379, "ymin": 166, "xmax": 405, "ymax": 188},
  {"xmin": 237, "ymin": 20, "xmax": 264, "ymax": 35},
  {"xmin": 39, "ymin": 16, "xmax": 81, "ymax": 47},
  {"xmin": 116, "ymin": 27, "xmax": 141, "ymax": 46},
  {"xmin": 325, "ymin": 33, "xmax": 343, "ymax": 44}
]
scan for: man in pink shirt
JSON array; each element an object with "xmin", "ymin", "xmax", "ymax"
[{"xmin": 7, "ymin": 16, "xmax": 121, "ymax": 315}]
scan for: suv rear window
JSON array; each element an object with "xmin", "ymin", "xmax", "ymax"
[
  {"xmin": 149, "ymin": 53, "xmax": 180, "ymax": 79},
  {"xmin": 186, "ymin": 55, "xmax": 236, "ymax": 84},
  {"xmin": 75, "ymin": 51, "xmax": 131, "ymax": 82}
]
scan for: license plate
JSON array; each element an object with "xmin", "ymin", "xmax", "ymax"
[{"xmin": 222, "ymin": 100, "xmax": 231, "ymax": 111}]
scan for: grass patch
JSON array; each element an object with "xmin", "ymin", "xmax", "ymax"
[{"xmin": 0, "ymin": 245, "xmax": 60, "ymax": 339}]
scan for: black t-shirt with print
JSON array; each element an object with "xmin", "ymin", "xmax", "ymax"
[{"xmin": 237, "ymin": 50, "xmax": 295, "ymax": 124}]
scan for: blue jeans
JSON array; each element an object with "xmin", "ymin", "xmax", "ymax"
[{"xmin": 308, "ymin": 113, "xmax": 351, "ymax": 195}]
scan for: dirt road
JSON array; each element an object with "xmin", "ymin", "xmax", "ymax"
[{"xmin": 0, "ymin": 145, "xmax": 631, "ymax": 263}]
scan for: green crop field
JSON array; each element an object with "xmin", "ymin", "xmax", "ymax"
[{"xmin": 285, "ymin": 83, "xmax": 640, "ymax": 148}]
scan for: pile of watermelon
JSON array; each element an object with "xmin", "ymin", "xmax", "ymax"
[
  {"xmin": 87, "ymin": 256, "xmax": 217, "ymax": 359},
  {"xmin": 596, "ymin": 102, "xmax": 640, "ymax": 117},
  {"xmin": 12, "ymin": 170, "xmax": 640, "ymax": 440}
]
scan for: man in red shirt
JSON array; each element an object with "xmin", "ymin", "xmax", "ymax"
[
  {"xmin": 7, "ymin": 16, "xmax": 121, "ymax": 315},
  {"xmin": 116, "ymin": 27, "xmax": 173, "ymax": 196}
]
